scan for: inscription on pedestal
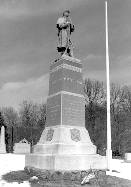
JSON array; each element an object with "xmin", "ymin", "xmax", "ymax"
[
  {"xmin": 46, "ymin": 129, "xmax": 54, "ymax": 141},
  {"xmin": 62, "ymin": 94, "xmax": 85, "ymax": 126},
  {"xmin": 46, "ymin": 94, "xmax": 61, "ymax": 127},
  {"xmin": 70, "ymin": 128, "xmax": 81, "ymax": 142}
]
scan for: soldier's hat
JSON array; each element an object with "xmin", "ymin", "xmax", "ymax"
[{"xmin": 63, "ymin": 10, "xmax": 70, "ymax": 16}]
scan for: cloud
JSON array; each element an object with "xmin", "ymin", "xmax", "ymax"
[
  {"xmin": 0, "ymin": 0, "xmax": 131, "ymax": 109},
  {"xmin": 0, "ymin": 0, "xmax": 88, "ymax": 19},
  {"xmin": 0, "ymin": 54, "xmax": 131, "ymax": 110},
  {"xmin": 110, "ymin": 55, "xmax": 131, "ymax": 85},
  {"xmin": 83, "ymin": 54, "xmax": 131, "ymax": 86},
  {"xmin": 83, "ymin": 54, "xmax": 106, "ymax": 82},
  {"xmin": 83, "ymin": 54, "xmax": 106, "ymax": 70},
  {"xmin": 0, "ymin": 74, "xmax": 49, "ymax": 110},
  {"xmin": 0, "ymin": 0, "xmax": 31, "ymax": 18}
]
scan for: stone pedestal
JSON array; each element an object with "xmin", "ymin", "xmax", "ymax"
[
  {"xmin": 0, "ymin": 126, "xmax": 6, "ymax": 153},
  {"xmin": 25, "ymin": 55, "xmax": 106, "ymax": 170},
  {"xmin": 26, "ymin": 125, "xmax": 106, "ymax": 170}
]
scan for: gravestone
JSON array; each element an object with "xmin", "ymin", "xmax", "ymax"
[
  {"xmin": 14, "ymin": 138, "xmax": 30, "ymax": 154},
  {"xmin": 125, "ymin": 153, "xmax": 131, "ymax": 162},
  {"xmin": 0, "ymin": 126, "xmax": 6, "ymax": 153}
]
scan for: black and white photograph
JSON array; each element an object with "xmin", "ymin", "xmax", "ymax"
[{"xmin": 0, "ymin": 0, "xmax": 131, "ymax": 186}]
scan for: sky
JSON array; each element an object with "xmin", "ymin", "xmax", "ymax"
[{"xmin": 0, "ymin": 0, "xmax": 131, "ymax": 109}]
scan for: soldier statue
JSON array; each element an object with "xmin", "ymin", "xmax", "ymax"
[{"xmin": 56, "ymin": 10, "xmax": 75, "ymax": 57}]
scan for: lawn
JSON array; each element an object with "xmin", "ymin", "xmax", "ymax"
[{"xmin": 2, "ymin": 169, "xmax": 131, "ymax": 187}]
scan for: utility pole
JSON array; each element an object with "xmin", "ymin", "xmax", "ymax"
[{"xmin": 105, "ymin": 0, "xmax": 112, "ymax": 171}]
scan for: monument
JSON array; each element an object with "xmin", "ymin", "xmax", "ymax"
[
  {"xmin": 26, "ymin": 10, "xmax": 106, "ymax": 170},
  {"xmin": 0, "ymin": 126, "xmax": 6, "ymax": 153}
]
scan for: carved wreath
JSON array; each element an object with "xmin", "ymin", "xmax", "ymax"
[
  {"xmin": 70, "ymin": 128, "xmax": 81, "ymax": 142},
  {"xmin": 46, "ymin": 128, "xmax": 54, "ymax": 141}
]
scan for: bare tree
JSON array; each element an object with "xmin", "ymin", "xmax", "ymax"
[
  {"xmin": 19, "ymin": 100, "xmax": 35, "ymax": 151},
  {"xmin": 19, "ymin": 100, "xmax": 33, "ymax": 127},
  {"xmin": 0, "ymin": 112, "xmax": 4, "ymax": 128},
  {"xmin": 0, "ymin": 107, "xmax": 18, "ymax": 152},
  {"xmin": 38, "ymin": 103, "xmax": 46, "ymax": 128},
  {"xmin": 110, "ymin": 83, "xmax": 126, "ymax": 116},
  {"xmin": 109, "ymin": 83, "xmax": 131, "ymax": 155},
  {"xmin": 19, "ymin": 100, "xmax": 46, "ymax": 151},
  {"xmin": 1, "ymin": 107, "xmax": 19, "ymax": 127},
  {"xmin": 122, "ymin": 86, "xmax": 131, "ymax": 113},
  {"xmin": 84, "ymin": 78, "xmax": 105, "ymax": 105},
  {"xmin": 19, "ymin": 100, "xmax": 46, "ymax": 128},
  {"xmin": 84, "ymin": 79, "xmax": 105, "ymax": 148}
]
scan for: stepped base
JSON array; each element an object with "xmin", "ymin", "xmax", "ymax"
[
  {"xmin": 25, "ymin": 153, "xmax": 107, "ymax": 170},
  {"xmin": 33, "ymin": 143, "xmax": 96, "ymax": 155},
  {"xmin": 33, "ymin": 125, "xmax": 96, "ymax": 155},
  {"xmin": 25, "ymin": 125, "xmax": 107, "ymax": 170}
]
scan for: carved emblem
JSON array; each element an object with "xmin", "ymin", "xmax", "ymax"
[
  {"xmin": 46, "ymin": 128, "xmax": 54, "ymax": 141},
  {"xmin": 70, "ymin": 128, "xmax": 81, "ymax": 142}
]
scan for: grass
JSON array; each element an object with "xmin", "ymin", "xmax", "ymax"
[
  {"xmin": 2, "ymin": 170, "xmax": 30, "ymax": 183},
  {"xmin": 2, "ymin": 169, "xmax": 131, "ymax": 187}
]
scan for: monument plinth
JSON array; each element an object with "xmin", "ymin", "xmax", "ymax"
[{"xmin": 25, "ymin": 55, "xmax": 106, "ymax": 170}]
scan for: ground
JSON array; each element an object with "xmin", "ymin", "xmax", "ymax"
[
  {"xmin": 1, "ymin": 170, "xmax": 131, "ymax": 187},
  {"xmin": 0, "ymin": 154, "xmax": 131, "ymax": 186}
]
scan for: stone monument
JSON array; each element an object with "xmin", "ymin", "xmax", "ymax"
[
  {"xmin": 0, "ymin": 126, "xmax": 6, "ymax": 153},
  {"xmin": 26, "ymin": 10, "xmax": 106, "ymax": 170},
  {"xmin": 13, "ymin": 138, "xmax": 30, "ymax": 154}
]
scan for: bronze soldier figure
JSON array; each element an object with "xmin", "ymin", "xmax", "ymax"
[{"xmin": 56, "ymin": 10, "xmax": 75, "ymax": 57}]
